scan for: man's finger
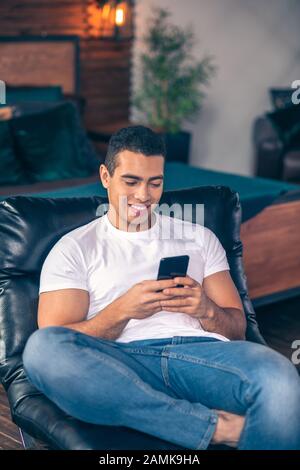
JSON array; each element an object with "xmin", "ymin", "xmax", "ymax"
[
  {"xmin": 160, "ymin": 298, "xmax": 192, "ymax": 308},
  {"xmin": 144, "ymin": 292, "xmax": 181, "ymax": 303},
  {"xmin": 174, "ymin": 275, "xmax": 199, "ymax": 287},
  {"xmin": 162, "ymin": 287, "xmax": 195, "ymax": 297},
  {"xmin": 164, "ymin": 307, "xmax": 192, "ymax": 314},
  {"xmin": 144, "ymin": 278, "xmax": 178, "ymax": 291}
]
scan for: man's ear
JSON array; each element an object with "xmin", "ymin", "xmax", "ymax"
[{"xmin": 99, "ymin": 164, "xmax": 110, "ymax": 189}]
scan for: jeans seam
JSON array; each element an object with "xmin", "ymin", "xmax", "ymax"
[
  {"xmin": 166, "ymin": 352, "xmax": 256, "ymax": 408},
  {"xmin": 120, "ymin": 349, "xmax": 250, "ymax": 384},
  {"xmin": 76, "ymin": 342, "xmax": 213, "ymax": 423},
  {"xmin": 120, "ymin": 348, "xmax": 162, "ymax": 356},
  {"xmin": 120, "ymin": 347, "xmax": 172, "ymax": 387},
  {"xmin": 75, "ymin": 342, "xmax": 176, "ymax": 408},
  {"xmin": 167, "ymin": 352, "xmax": 251, "ymax": 383},
  {"xmin": 61, "ymin": 330, "xmax": 256, "ymax": 408},
  {"xmin": 161, "ymin": 355, "xmax": 171, "ymax": 387},
  {"xmin": 197, "ymin": 414, "xmax": 218, "ymax": 450},
  {"xmin": 92, "ymin": 346, "xmax": 217, "ymax": 448},
  {"xmin": 114, "ymin": 346, "xmax": 255, "ymax": 406}
]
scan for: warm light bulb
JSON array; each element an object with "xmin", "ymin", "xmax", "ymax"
[{"xmin": 115, "ymin": 6, "xmax": 125, "ymax": 26}]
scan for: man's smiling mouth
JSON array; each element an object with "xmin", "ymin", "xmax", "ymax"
[{"xmin": 128, "ymin": 204, "xmax": 151, "ymax": 216}]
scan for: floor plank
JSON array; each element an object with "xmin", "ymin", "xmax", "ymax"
[
  {"xmin": 256, "ymin": 295, "xmax": 300, "ymax": 373},
  {"xmin": 0, "ymin": 387, "xmax": 23, "ymax": 450}
]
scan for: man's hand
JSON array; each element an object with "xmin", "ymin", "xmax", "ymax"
[
  {"xmin": 160, "ymin": 275, "xmax": 207, "ymax": 318},
  {"xmin": 118, "ymin": 278, "xmax": 181, "ymax": 320},
  {"xmin": 160, "ymin": 273, "xmax": 246, "ymax": 340}
]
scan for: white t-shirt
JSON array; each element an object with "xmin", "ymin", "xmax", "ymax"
[{"xmin": 39, "ymin": 213, "xmax": 230, "ymax": 343}]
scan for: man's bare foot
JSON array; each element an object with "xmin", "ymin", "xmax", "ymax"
[{"xmin": 211, "ymin": 410, "xmax": 245, "ymax": 448}]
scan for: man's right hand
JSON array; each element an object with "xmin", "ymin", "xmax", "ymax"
[{"xmin": 117, "ymin": 278, "xmax": 180, "ymax": 320}]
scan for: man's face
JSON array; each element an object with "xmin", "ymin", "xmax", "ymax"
[{"xmin": 100, "ymin": 150, "xmax": 164, "ymax": 230}]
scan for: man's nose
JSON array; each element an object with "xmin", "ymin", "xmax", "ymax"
[{"xmin": 134, "ymin": 185, "xmax": 150, "ymax": 201}]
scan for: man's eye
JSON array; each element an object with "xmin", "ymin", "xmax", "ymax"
[
  {"xmin": 150, "ymin": 183, "xmax": 162, "ymax": 187},
  {"xmin": 125, "ymin": 181, "xmax": 137, "ymax": 186}
]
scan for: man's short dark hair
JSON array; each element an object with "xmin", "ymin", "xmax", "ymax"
[{"xmin": 104, "ymin": 125, "xmax": 166, "ymax": 175}]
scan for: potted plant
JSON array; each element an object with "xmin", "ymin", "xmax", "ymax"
[{"xmin": 133, "ymin": 8, "xmax": 216, "ymax": 164}]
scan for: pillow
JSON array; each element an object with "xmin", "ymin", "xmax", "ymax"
[
  {"xmin": 11, "ymin": 102, "xmax": 92, "ymax": 182},
  {"xmin": 0, "ymin": 120, "xmax": 25, "ymax": 185},
  {"xmin": 13, "ymin": 101, "xmax": 100, "ymax": 173},
  {"xmin": 12, "ymin": 101, "xmax": 60, "ymax": 117},
  {"xmin": 73, "ymin": 109, "xmax": 100, "ymax": 173}
]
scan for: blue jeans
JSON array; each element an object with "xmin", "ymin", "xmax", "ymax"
[{"xmin": 22, "ymin": 326, "xmax": 300, "ymax": 450}]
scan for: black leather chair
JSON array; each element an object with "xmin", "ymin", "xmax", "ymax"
[{"xmin": 0, "ymin": 186, "xmax": 266, "ymax": 450}]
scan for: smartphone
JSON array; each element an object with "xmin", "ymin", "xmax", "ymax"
[{"xmin": 157, "ymin": 255, "xmax": 190, "ymax": 288}]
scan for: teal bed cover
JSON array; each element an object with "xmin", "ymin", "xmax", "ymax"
[{"xmin": 1, "ymin": 162, "xmax": 299, "ymax": 222}]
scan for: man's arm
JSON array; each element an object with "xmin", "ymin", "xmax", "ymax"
[
  {"xmin": 38, "ymin": 278, "xmax": 179, "ymax": 340},
  {"xmin": 197, "ymin": 271, "xmax": 246, "ymax": 340},
  {"xmin": 161, "ymin": 271, "xmax": 247, "ymax": 341},
  {"xmin": 38, "ymin": 289, "xmax": 130, "ymax": 340}
]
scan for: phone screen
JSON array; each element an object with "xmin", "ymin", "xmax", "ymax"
[{"xmin": 157, "ymin": 255, "xmax": 190, "ymax": 287}]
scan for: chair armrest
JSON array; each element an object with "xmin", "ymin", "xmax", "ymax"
[{"xmin": 253, "ymin": 116, "xmax": 284, "ymax": 179}]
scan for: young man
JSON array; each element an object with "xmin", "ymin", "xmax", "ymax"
[{"xmin": 23, "ymin": 126, "xmax": 300, "ymax": 450}]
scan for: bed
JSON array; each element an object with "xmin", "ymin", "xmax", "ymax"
[{"xmin": 1, "ymin": 161, "xmax": 299, "ymax": 307}]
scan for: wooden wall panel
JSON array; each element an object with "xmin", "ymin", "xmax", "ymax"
[
  {"xmin": 241, "ymin": 200, "xmax": 300, "ymax": 300},
  {"xmin": 0, "ymin": 41, "xmax": 78, "ymax": 93},
  {"xmin": 0, "ymin": 0, "xmax": 132, "ymax": 129}
]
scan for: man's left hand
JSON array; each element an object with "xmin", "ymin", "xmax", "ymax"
[{"xmin": 160, "ymin": 275, "xmax": 208, "ymax": 318}]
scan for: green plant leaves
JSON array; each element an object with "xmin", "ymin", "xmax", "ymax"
[{"xmin": 133, "ymin": 7, "xmax": 216, "ymax": 133}]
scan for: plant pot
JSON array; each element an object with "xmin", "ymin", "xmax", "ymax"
[{"xmin": 160, "ymin": 130, "xmax": 191, "ymax": 164}]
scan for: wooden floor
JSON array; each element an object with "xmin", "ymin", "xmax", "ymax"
[
  {"xmin": 0, "ymin": 387, "xmax": 23, "ymax": 450},
  {"xmin": 256, "ymin": 295, "xmax": 300, "ymax": 374},
  {"xmin": 0, "ymin": 295, "xmax": 299, "ymax": 450}
]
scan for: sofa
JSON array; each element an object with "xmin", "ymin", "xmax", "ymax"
[{"xmin": 253, "ymin": 90, "xmax": 300, "ymax": 183}]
